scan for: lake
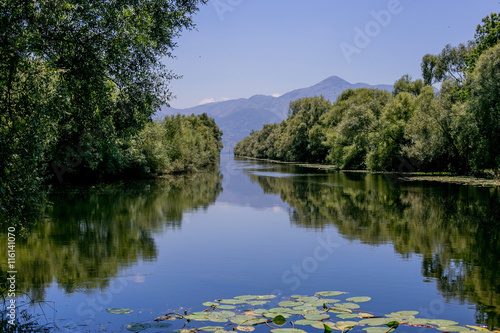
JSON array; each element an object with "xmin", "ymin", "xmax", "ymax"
[{"xmin": 2, "ymin": 155, "xmax": 500, "ymax": 332}]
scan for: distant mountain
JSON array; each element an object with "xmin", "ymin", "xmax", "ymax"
[{"xmin": 154, "ymin": 76, "xmax": 393, "ymax": 152}]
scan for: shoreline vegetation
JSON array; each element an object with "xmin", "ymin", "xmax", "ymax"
[
  {"xmin": 234, "ymin": 13, "xmax": 500, "ymax": 185},
  {"xmin": 235, "ymin": 156, "xmax": 500, "ymax": 187},
  {"xmin": 0, "ymin": 0, "xmax": 215, "ymax": 229}
]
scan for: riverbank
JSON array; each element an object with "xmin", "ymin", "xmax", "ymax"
[{"xmin": 235, "ymin": 156, "xmax": 500, "ymax": 187}]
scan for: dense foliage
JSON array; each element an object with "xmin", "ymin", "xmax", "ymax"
[
  {"xmin": 234, "ymin": 13, "xmax": 500, "ymax": 176},
  {"xmin": 0, "ymin": 0, "xmax": 218, "ymax": 228}
]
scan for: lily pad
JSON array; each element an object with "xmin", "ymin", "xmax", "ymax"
[
  {"xmin": 436, "ymin": 327, "xmax": 474, "ymax": 332},
  {"xmin": 337, "ymin": 313, "xmax": 359, "ymax": 319},
  {"xmin": 270, "ymin": 329, "xmax": 306, "ymax": 333},
  {"xmin": 246, "ymin": 301, "xmax": 268, "ymax": 306},
  {"xmin": 294, "ymin": 320, "xmax": 323, "ymax": 326},
  {"xmin": 273, "ymin": 315, "xmax": 287, "ymax": 326},
  {"xmin": 359, "ymin": 318, "xmax": 392, "ymax": 326},
  {"xmin": 255, "ymin": 295, "xmax": 277, "ymax": 300},
  {"xmin": 346, "ymin": 296, "xmax": 372, "ymax": 303},
  {"xmin": 107, "ymin": 308, "xmax": 133, "ymax": 315},
  {"xmin": 219, "ymin": 299, "xmax": 247, "ymax": 305},
  {"xmin": 392, "ymin": 310, "xmax": 419, "ymax": 317},
  {"xmin": 203, "ymin": 302, "xmax": 219, "ymax": 307},
  {"xmin": 217, "ymin": 305, "xmax": 237, "ymax": 310},
  {"xmin": 279, "ymin": 300, "xmax": 304, "ymax": 307},
  {"xmin": 236, "ymin": 326, "xmax": 255, "ymax": 332},
  {"xmin": 363, "ymin": 327, "xmax": 394, "ymax": 333},
  {"xmin": 198, "ymin": 327, "xmax": 226, "ymax": 332},
  {"xmin": 429, "ymin": 319, "xmax": 460, "ymax": 327},
  {"xmin": 304, "ymin": 313, "xmax": 330, "ymax": 321},
  {"xmin": 234, "ymin": 295, "xmax": 260, "ymax": 300},
  {"xmin": 334, "ymin": 302, "xmax": 361, "ymax": 309},
  {"xmin": 316, "ymin": 291, "xmax": 345, "ymax": 297},
  {"xmin": 230, "ymin": 315, "xmax": 256, "ymax": 325},
  {"xmin": 126, "ymin": 323, "xmax": 150, "ymax": 331}
]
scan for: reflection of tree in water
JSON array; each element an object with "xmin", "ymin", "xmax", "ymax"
[
  {"xmin": 251, "ymin": 171, "xmax": 500, "ymax": 327},
  {"xmin": 0, "ymin": 170, "xmax": 222, "ymax": 301}
]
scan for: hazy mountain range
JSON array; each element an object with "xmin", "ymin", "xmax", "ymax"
[{"xmin": 155, "ymin": 76, "xmax": 393, "ymax": 152}]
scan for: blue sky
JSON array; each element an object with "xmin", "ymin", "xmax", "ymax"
[{"xmin": 164, "ymin": 0, "xmax": 500, "ymax": 109}]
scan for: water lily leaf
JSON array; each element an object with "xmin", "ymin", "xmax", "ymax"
[
  {"xmin": 203, "ymin": 302, "xmax": 219, "ymax": 307},
  {"xmin": 359, "ymin": 318, "xmax": 391, "ymax": 326},
  {"xmin": 304, "ymin": 313, "xmax": 330, "ymax": 321},
  {"xmin": 363, "ymin": 327, "xmax": 393, "ymax": 333},
  {"xmin": 328, "ymin": 307, "xmax": 353, "ymax": 314},
  {"xmin": 126, "ymin": 323, "xmax": 151, "ymax": 331},
  {"xmin": 294, "ymin": 320, "xmax": 323, "ymax": 326},
  {"xmin": 217, "ymin": 305, "xmax": 237, "ymax": 310},
  {"xmin": 253, "ymin": 309, "xmax": 268, "ymax": 315},
  {"xmin": 436, "ymin": 327, "xmax": 475, "ymax": 332},
  {"xmin": 263, "ymin": 312, "xmax": 292, "ymax": 319},
  {"xmin": 334, "ymin": 303, "xmax": 361, "ymax": 309},
  {"xmin": 270, "ymin": 329, "xmax": 306, "ymax": 333},
  {"xmin": 466, "ymin": 326, "xmax": 491, "ymax": 332},
  {"xmin": 234, "ymin": 295, "xmax": 260, "ymax": 300},
  {"xmin": 237, "ymin": 326, "xmax": 255, "ymax": 332},
  {"xmin": 273, "ymin": 315, "xmax": 287, "ymax": 326},
  {"xmin": 386, "ymin": 321, "xmax": 400, "ymax": 328},
  {"xmin": 346, "ymin": 296, "xmax": 372, "ymax": 303},
  {"xmin": 319, "ymin": 298, "xmax": 341, "ymax": 304},
  {"xmin": 246, "ymin": 301, "xmax": 268, "ymax": 306},
  {"xmin": 392, "ymin": 311, "xmax": 419, "ymax": 317},
  {"xmin": 255, "ymin": 295, "xmax": 277, "ymax": 300},
  {"xmin": 230, "ymin": 315, "xmax": 255, "ymax": 325},
  {"xmin": 428, "ymin": 320, "xmax": 460, "ymax": 327},
  {"xmin": 219, "ymin": 299, "xmax": 247, "ymax": 305},
  {"xmin": 324, "ymin": 323, "xmax": 334, "ymax": 333},
  {"xmin": 107, "ymin": 308, "xmax": 133, "ymax": 314},
  {"xmin": 241, "ymin": 318, "xmax": 268, "ymax": 326},
  {"xmin": 337, "ymin": 314, "xmax": 358, "ymax": 319},
  {"xmin": 279, "ymin": 301, "xmax": 304, "ymax": 307},
  {"xmin": 216, "ymin": 311, "xmax": 236, "ymax": 317},
  {"xmin": 358, "ymin": 313, "xmax": 375, "ymax": 318},
  {"xmin": 198, "ymin": 327, "xmax": 226, "ymax": 332},
  {"xmin": 408, "ymin": 318, "xmax": 429, "ymax": 325},
  {"xmin": 316, "ymin": 291, "xmax": 345, "ymax": 297}
]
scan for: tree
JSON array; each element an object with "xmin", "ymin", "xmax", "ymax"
[
  {"xmin": 466, "ymin": 44, "xmax": 500, "ymax": 172},
  {"xmin": 0, "ymin": 0, "xmax": 208, "ymax": 227}
]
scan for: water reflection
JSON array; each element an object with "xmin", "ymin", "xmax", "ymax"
[
  {"xmin": 0, "ymin": 170, "xmax": 222, "ymax": 301},
  {"xmin": 248, "ymin": 167, "xmax": 500, "ymax": 327}
]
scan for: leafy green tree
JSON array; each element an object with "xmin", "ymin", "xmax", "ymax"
[
  {"xmin": 323, "ymin": 89, "xmax": 391, "ymax": 169},
  {"xmin": 466, "ymin": 44, "xmax": 500, "ymax": 172},
  {"xmin": 0, "ymin": 0, "xmax": 208, "ymax": 227},
  {"xmin": 468, "ymin": 13, "xmax": 500, "ymax": 70},
  {"xmin": 367, "ymin": 92, "xmax": 417, "ymax": 171}
]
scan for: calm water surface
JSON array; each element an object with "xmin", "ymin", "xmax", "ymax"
[{"xmin": 2, "ymin": 155, "xmax": 500, "ymax": 332}]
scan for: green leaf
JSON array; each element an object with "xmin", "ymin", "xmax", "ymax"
[
  {"xmin": 324, "ymin": 323, "xmax": 333, "ymax": 333},
  {"xmin": 203, "ymin": 302, "xmax": 219, "ymax": 307},
  {"xmin": 126, "ymin": 323, "xmax": 150, "ymax": 331},
  {"xmin": 273, "ymin": 315, "xmax": 287, "ymax": 326},
  {"xmin": 106, "ymin": 308, "xmax": 133, "ymax": 314},
  {"xmin": 386, "ymin": 321, "xmax": 400, "ymax": 328},
  {"xmin": 316, "ymin": 291, "xmax": 345, "ymax": 297},
  {"xmin": 270, "ymin": 329, "xmax": 306, "ymax": 333},
  {"xmin": 346, "ymin": 296, "xmax": 372, "ymax": 303},
  {"xmin": 198, "ymin": 327, "xmax": 226, "ymax": 332}
]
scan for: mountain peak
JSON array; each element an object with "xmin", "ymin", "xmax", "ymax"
[{"xmin": 156, "ymin": 76, "xmax": 393, "ymax": 152}]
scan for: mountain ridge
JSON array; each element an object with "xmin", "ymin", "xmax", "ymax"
[{"xmin": 155, "ymin": 76, "xmax": 394, "ymax": 151}]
